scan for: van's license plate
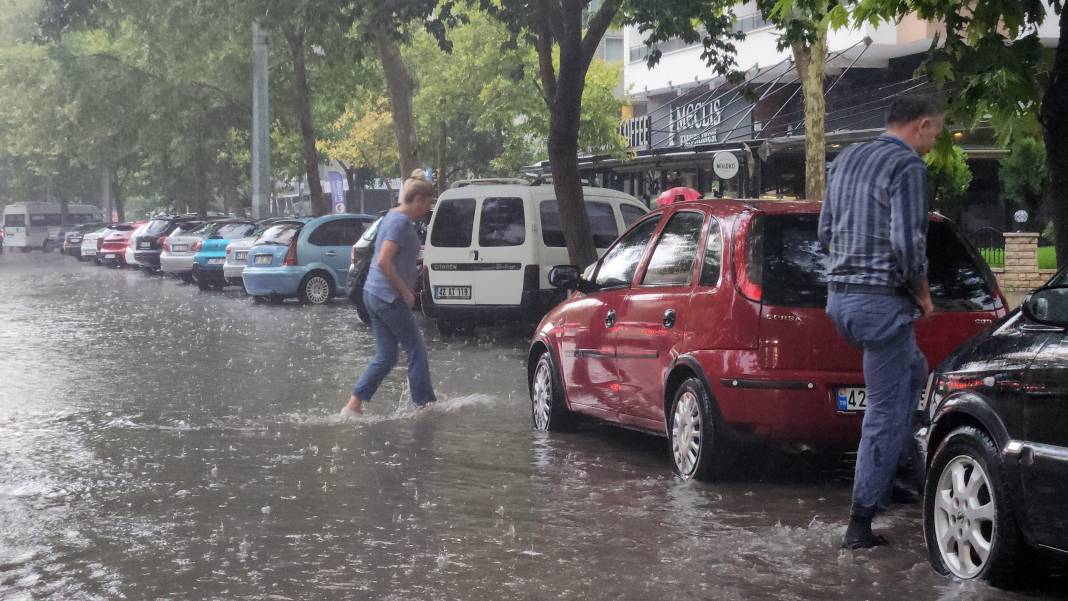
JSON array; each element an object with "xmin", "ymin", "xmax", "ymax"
[
  {"xmin": 434, "ymin": 286, "xmax": 471, "ymax": 300},
  {"xmin": 836, "ymin": 385, "xmax": 930, "ymax": 412}
]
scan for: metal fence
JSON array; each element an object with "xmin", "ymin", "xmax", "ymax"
[{"xmin": 971, "ymin": 227, "xmax": 1005, "ymax": 268}]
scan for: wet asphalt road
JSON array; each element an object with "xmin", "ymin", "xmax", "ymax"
[{"xmin": 0, "ymin": 251, "xmax": 1063, "ymax": 600}]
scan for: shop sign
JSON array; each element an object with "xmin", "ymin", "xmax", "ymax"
[{"xmin": 712, "ymin": 151, "xmax": 739, "ymax": 179}]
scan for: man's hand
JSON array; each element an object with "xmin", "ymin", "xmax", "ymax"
[
  {"xmin": 402, "ymin": 288, "xmax": 416, "ymax": 309},
  {"xmin": 917, "ymin": 294, "xmax": 934, "ymax": 318}
]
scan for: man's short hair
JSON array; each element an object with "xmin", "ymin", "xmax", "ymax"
[{"xmin": 886, "ymin": 95, "xmax": 945, "ymax": 126}]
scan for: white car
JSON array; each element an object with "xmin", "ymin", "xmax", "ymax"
[
  {"xmin": 222, "ymin": 218, "xmax": 299, "ymax": 290},
  {"xmin": 159, "ymin": 221, "xmax": 210, "ymax": 283},
  {"xmin": 421, "ymin": 179, "xmax": 648, "ymax": 334},
  {"xmin": 80, "ymin": 226, "xmax": 115, "ymax": 263},
  {"xmin": 123, "ymin": 223, "xmax": 150, "ymax": 268}
]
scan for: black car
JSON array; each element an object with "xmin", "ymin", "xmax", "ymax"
[
  {"xmin": 61, "ymin": 222, "xmax": 105, "ymax": 258},
  {"xmin": 133, "ymin": 215, "xmax": 203, "ymax": 273},
  {"xmin": 346, "ymin": 211, "xmax": 430, "ymax": 324},
  {"xmin": 918, "ymin": 271, "xmax": 1068, "ymax": 586}
]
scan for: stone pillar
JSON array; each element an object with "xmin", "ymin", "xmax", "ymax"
[{"xmin": 998, "ymin": 232, "xmax": 1052, "ymax": 291}]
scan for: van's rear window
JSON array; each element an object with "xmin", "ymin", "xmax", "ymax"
[
  {"xmin": 540, "ymin": 200, "xmax": 619, "ymax": 248},
  {"xmin": 4, "ymin": 215, "xmax": 25, "ymax": 227},
  {"xmin": 757, "ymin": 216, "xmax": 998, "ymax": 311},
  {"xmin": 431, "ymin": 198, "xmax": 475, "ymax": 248},
  {"xmin": 479, "ymin": 198, "xmax": 525, "ymax": 247}
]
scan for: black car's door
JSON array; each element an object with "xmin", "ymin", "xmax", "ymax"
[{"xmin": 1020, "ymin": 327, "xmax": 1068, "ymax": 551}]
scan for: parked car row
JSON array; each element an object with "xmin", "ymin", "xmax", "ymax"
[{"xmin": 525, "ymin": 196, "xmax": 1068, "ymax": 589}]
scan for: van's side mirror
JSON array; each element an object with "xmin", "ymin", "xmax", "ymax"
[
  {"xmin": 549, "ymin": 265, "xmax": 584, "ymax": 291},
  {"xmin": 1021, "ymin": 286, "xmax": 1068, "ymax": 328}
]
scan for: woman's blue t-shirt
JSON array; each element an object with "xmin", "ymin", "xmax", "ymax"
[{"xmin": 364, "ymin": 210, "xmax": 421, "ymax": 303}]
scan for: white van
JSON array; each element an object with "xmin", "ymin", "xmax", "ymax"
[
  {"xmin": 3, "ymin": 202, "xmax": 61, "ymax": 251},
  {"xmin": 2, "ymin": 202, "xmax": 102, "ymax": 251},
  {"xmin": 421, "ymin": 180, "xmax": 647, "ymax": 333}
]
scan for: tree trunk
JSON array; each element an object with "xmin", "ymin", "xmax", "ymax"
[
  {"xmin": 376, "ymin": 33, "xmax": 418, "ymax": 180},
  {"xmin": 286, "ymin": 27, "xmax": 327, "ymax": 217},
  {"xmin": 535, "ymin": 2, "xmax": 602, "ymax": 269},
  {"xmin": 1041, "ymin": 8, "xmax": 1068, "ymax": 268},
  {"xmin": 112, "ymin": 170, "xmax": 126, "ymax": 222},
  {"xmin": 792, "ymin": 27, "xmax": 828, "ymax": 202},
  {"xmin": 436, "ymin": 123, "xmax": 448, "ymax": 194}
]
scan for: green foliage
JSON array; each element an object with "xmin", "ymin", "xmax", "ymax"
[
  {"xmin": 1000, "ymin": 136, "xmax": 1048, "ymax": 216},
  {"xmin": 924, "ymin": 135, "xmax": 972, "ymax": 212},
  {"xmin": 854, "ymin": 0, "xmax": 1058, "ymax": 142}
]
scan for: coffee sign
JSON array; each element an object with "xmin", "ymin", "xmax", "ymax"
[{"xmin": 712, "ymin": 151, "xmax": 739, "ymax": 179}]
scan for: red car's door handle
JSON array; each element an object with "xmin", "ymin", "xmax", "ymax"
[{"xmin": 605, "ymin": 309, "xmax": 616, "ymax": 328}]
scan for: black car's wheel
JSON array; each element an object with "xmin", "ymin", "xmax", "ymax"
[
  {"xmin": 668, "ymin": 377, "xmax": 730, "ymax": 481},
  {"xmin": 299, "ymin": 272, "xmax": 334, "ymax": 305},
  {"xmin": 924, "ymin": 426, "xmax": 1023, "ymax": 587},
  {"xmin": 529, "ymin": 352, "xmax": 576, "ymax": 432}
]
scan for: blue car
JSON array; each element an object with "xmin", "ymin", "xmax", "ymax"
[
  {"xmin": 242, "ymin": 213, "xmax": 376, "ymax": 304},
  {"xmin": 190, "ymin": 219, "xmax": 258, "ymax": 290}
]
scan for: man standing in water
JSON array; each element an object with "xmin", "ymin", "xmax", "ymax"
[
  {"xmin": 341, "ymin": 172, "xmax": 437, "ymax": 417},
  {"xmin": 819, "ymin": 95, "xmax": 943, "ymax": 549}
]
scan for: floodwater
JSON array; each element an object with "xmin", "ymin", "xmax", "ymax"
[{"xmin": 0, "ymin": 252, "xmax": 1063, "ymax": 600}]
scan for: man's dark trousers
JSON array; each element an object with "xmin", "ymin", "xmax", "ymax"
[{"xmin": 827, "ymin": 289, "xmax": 928, "ymax": 518}]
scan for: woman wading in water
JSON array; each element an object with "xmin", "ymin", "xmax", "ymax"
[{"xmin": 341, "ymin": 172, "xmax": 436, "ymax": 417}]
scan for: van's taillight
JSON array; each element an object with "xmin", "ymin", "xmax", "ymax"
[
  {"xmin": 735, "ymin": 214, "xmax": 763, "ymax": 302},
  {"xmin": 283, "ymin": 237, "xmax": 299, "ymax": 266},
  {"xmin": 523, "ymin": 264, "xmax": 540, "ymax": 291}
]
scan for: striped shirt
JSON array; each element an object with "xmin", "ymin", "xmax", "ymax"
[{"xmin": 818, "ymin": 134, "xmax": 929, "ymax": 288}]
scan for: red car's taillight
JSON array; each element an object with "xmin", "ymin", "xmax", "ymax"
[
  {"xmin": 734, "ymin": 214, "xmax": 763, "ymax": 303},
  {"xmin": 283, "ymin": 236, "xmax": 298, "ymax": 266},
  {"xmin": 523, "ymin": 264, "xmax": 539, "ymax": 291}
]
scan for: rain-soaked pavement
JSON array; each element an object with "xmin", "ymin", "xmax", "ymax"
[{"xmin": 0, "ymin": 252, "xmax": 1064, "ymax": 600}]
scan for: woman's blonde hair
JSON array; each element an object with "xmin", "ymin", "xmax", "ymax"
[{"xmin": 401, "ymin": 169, "xmax": 434, "ymax": 203}]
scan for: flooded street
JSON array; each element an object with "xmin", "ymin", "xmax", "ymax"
[{"xmin": 0, "ymin": 252, "xmax": 1062, "ymax": 600}]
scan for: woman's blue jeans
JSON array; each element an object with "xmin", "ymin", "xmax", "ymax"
[
  {"xmin": 827, "ymin": 291, "xmax": 928, "ymax": 519},
  {"xmin": 352, "ymin": 291, "xmax": 436, "ymax": 406}
]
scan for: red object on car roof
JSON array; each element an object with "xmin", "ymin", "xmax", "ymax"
[{"xmin": 655, "ymin": 186, "xmax": 701, "ymax": 207}]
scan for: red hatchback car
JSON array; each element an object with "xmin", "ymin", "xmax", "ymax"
[
  {"xmin": 527, "ymin": 199, "xmax": 1008, "ymax": 481},
  {"xmin": 98, "ymin": 221, "xmax": 145, "ymax": 267}
]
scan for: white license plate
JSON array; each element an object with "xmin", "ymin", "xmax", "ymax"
[
  {"xmin": 104, "ymin": 254, "xmax": 115, "ymax": 259},
  {"xmin": 138, "ymin": 242, "xmax": 150, "ymax": 249},
  {"xmin": 835, "ymin": 383, "xmax": 931, "ymax": 412},
  {"xmin": 255, "ymin": 254, "xmax": 273, "ymax": 265},
  {"xmin": 172, "ymin": 245, "xmax": 188, "ymax": 252},
  {"xmin": 235, "ymin": 252, "xmax": 248, "ymax": 261},
  {"xmin": 434, "ymin": 286, "xmax": 471, "ymax": 300},
  {"xmin": 207, "ymin": 258, "xmax": 224, "ymax": 265}
]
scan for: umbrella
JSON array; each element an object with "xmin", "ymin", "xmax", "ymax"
[{"xmin": 656, "ymin": 186, "xmax": 701, "ymax": 207}]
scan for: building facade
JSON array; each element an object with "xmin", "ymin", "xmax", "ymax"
[{"xmin": 531, "ymin": 1, "xmax": 1060, "ymax": 235}]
